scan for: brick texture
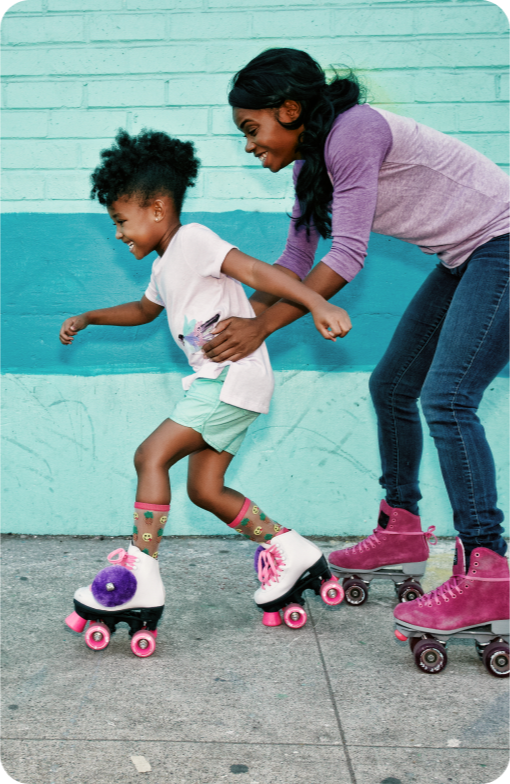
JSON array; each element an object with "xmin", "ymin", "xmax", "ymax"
[{"xmin": 1, "ymin": 0, "xmax": 508, "ymax": 211}]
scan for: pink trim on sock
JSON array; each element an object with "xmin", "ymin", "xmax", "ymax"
[
  {"xmin": 228, "ymin": 497, "xmax": 251, "ymax": 529},
  {"xmin": 134, "ymin": 502, "xmax": 170, "ymax": 512}
]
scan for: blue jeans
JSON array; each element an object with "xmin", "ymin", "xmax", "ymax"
[{"xmin": 369, "ymin": 234, "xmax": 509, "ymax": 556}]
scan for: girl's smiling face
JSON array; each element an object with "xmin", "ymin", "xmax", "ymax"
[
  {"xmin": 108, "ymin": 195, "xmax": 178, "ymax": 259},
  {"xmin": 233, "ymin": 101, "xmax": 304, "ymax": 173}
]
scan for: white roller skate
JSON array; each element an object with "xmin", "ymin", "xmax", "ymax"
[
  {"xmin": 254, "ymin": 530, "xmax": 343, "ymax": 629},
  {"xmin": 65, "ymin": 544, "xmax": 165, "ymax": 657}
]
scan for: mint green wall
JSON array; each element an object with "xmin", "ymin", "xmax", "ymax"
[
  {"xmin": 1, "ymin": 0, "xmax": 509, "ymax": 537},
  {"xmin": 2, "ymin": 0, "xmax": 508, "ymax": 213}
]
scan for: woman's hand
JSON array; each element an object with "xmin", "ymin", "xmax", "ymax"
[
  {"xmin": 310, "ymin": 302, "xmax": 352, "ymax": 341},
  {"xmin": 203, "ymin": 316, "xmax": 267, "ymax": 362},
  {"xmin": 59, "ymin": 314, "xmax": 89, "ymax": 345}
]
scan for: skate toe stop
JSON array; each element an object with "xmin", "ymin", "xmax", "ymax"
[
  {"xmin": 395, "ymin": 629, "xmax": 408, "ymax": 641},
  {"xmin": 262, "ymin": 611, "xmax": 282, "ymax": 627}
]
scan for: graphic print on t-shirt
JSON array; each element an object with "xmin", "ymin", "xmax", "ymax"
[{"xmin": 178, "ymin": 313, "xmax": 220, "ymax": 352}]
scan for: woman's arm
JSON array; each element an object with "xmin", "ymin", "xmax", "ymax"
[
  {"xmin": 59, "ymin": 295, "xmax": 164, "ymax": 345},
  {"xmin": 204, "ymin": 261, "xmax": 348, "ymax": 362}
]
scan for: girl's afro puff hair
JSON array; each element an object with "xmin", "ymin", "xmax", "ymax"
[{"xmin": 90, "ymin": 129, "xmax": 200, "ymax": 213}]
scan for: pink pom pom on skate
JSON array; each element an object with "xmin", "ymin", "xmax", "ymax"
[
  {"xmin": 283, "ymin": 604, "xmax": 307, "ymax": 629},
  {"xmin": 65, "ymin": 611, "xmax": 87, "ymax": 633},
  {"xmin": 320, "ymin": 577, "xmax": 344, "ymax": 606},
  {"xmin": 262, "ymin": 611, "xmax": 282, "ymax": 627},
  {"xmin": 84, "ymin": 621, "xmax": 110, "ymax": 650},
  {"xmin": 131, "ymin": 629, "xmax": 157, "ymax": 658}
]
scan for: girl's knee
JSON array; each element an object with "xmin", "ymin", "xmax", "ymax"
[
  {"xmin": 187, "ymin": 481, "xmax": 220, "ymax": 513},
  {"xmin": 134, "ymin": 441, "xmax": 168, "ymax": 473}
]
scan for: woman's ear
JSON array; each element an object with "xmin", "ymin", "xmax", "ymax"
[
  {"xmin": 152, "ymin": 198, "xmax": 165, "ymax": 222},
  {"xmin": 278, "ymin": 100, "xmax": 302, "ymax": 124}
]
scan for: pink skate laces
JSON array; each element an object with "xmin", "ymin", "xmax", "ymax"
[
  {"xmin": 417, "ymin": 569, "xmax": 510, "ymax": 608},
  {"xmin": 107, "ymin": 548, "xmax": 137, "ymax": 571},
  {"xmin": 347, "ymin": 525, "xmax": 437, "ymax": 554},
  {"xmin": 257, "ymin": 544, "xmax": 285, "ymax": 588}
]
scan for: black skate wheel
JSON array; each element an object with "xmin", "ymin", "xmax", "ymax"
[
  {"xmin": 483, "ymin": 640, "xmax": 509, "ymax": 678},
  {"xmin": 342, "ymin": 578, "xmax": 368, "ymax": 606},
  {"xmin": 397, "ymin": 581, "xmax": 424, "ymax": 603},
  {"xmin": 413, "ymin": 638, "xmax": 447, "ymax": 674}
]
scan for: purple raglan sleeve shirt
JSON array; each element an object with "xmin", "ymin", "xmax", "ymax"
[{"xmin": 276, "ymin": 106, "xmax": 392, "ymax": 282}]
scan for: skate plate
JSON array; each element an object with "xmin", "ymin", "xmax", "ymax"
[
  {"xmin": 72, "ymin": 599, "xmax": 164, "ymax": 636},
  {"xmin": 257, "ymin": 555, "xmax": 334, "ymax": 614},
  {"xmin": 330, "ymin": 561, "xmax": 427, "ymax": 583}
]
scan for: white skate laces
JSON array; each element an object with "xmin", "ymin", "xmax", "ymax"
[
  {"xmin": 347, "ymin": 525, "xmax": 437, "ymax": 554},
  {"xmin": 107, "ymin": 548, "xmax": 138, "ymax": 571},
  {"xmin": 257, "ymin": 544, "xmax": 286, "ymax": 589}
]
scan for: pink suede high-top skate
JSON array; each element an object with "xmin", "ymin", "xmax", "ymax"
[
  {"xmin": 394, "ymin": 537, "xmax": 510, "ymax": 634},
  {"xmin": 328, "ymin": 500, "xmax": 436, "ymax": 605},
  {"xmin": 329, "ymin": 500, "xmax": 433, "ymax": 572}
]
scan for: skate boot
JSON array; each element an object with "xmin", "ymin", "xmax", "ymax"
[
  {"xmin": 253, "ymin": 530, "xmax": 343, "ymax": 629},
  {"xmin": 394, "ymin": 538, "xmax": 510, "ymax": 676},
  {"xmin": 65, "ymin": 544, "xmax": 165, "ymax": 657},
  {"xmin": 328, "ymin": 500, "xmax": 436, "ymax": 605}
]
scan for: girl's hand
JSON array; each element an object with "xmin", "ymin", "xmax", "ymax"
[
  {"xmin": 59, "ymin": 314, "xmax": 89, "ymax": 345},
  {"xmin": 310, "ymin": 302, "xmax": 352, "ymax": 341}
]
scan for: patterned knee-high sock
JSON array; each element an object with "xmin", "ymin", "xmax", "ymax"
[
  {"xmin": 227, "ymin": 498, "xmax": 289, "ymax": 544},
  {"xmin": 133, "ymin": 502, "xmax": 169, "ymax": 559}
]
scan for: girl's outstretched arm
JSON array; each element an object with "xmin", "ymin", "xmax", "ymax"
[
  {"xmin": 59, "ymin": 295, "xmax": 164, "ymax": 345},
  {"xmin": 221, "ymin": 249, "xmax": 351, "ymax": 342}
]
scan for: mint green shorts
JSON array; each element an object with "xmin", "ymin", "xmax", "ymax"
[{"xmin": 171, "ymin": 370, "xmax": 259, "ymax": 455}]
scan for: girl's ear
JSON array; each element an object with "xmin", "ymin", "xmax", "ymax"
[
  {"xmin": 153, "ymin": 198, "xmax": 165, "ymax": 222},
  {"xmin": 278, "ymin": 100, "xmax": 302, "ymax": 124}
]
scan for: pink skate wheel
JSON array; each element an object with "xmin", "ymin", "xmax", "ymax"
[
  {"xmin": 84, "ymin": 621, "xmax": 110, "ymax": 651},
  {"xmin": 262, "ymin": 611, "xmax": 282, "ymax": 627},
  {"xmin": 320, "ymin": 577, "xmax": 344, "ymax": 606},
  {"xmin": 131, "ymin": 629, "xmax": 157, "ymax": 658},
  {"xmin": 65, "ymin": 611, "xmax": 87, "ymax": 633},
  {"xmin": 395, "ymin": 629, "xmax": 408, "ymax": 642},
  {"xmin": 283, "ymin": 604, "xmax": 307, "ymax": 629}
]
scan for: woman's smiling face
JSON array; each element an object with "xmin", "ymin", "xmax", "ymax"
[{"xmin": 233, "ymin": 101, "xmax": 304, "ymax": 173}]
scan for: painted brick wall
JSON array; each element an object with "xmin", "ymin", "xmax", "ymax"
[{"xmin": 1, "ymin": 0, "xmax": 508, "ymax": 213}]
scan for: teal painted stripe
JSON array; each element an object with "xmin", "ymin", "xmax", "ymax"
[{"xmin": 2, "ymin": 210, "xmax": 482, "ymax": 375}]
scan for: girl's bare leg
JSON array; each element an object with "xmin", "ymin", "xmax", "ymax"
[{"xmin": 187, "ymin": 448, "xmax": 244, "ymax": 522}]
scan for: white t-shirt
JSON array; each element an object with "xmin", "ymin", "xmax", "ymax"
[{"xmin": 144, "ymin": 223, "xmax": 274, "ymax": 414}]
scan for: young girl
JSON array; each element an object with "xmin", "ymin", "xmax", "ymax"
[{"xmin": 61, "ymin": 129, "xmax": 347, "ymax": 656}]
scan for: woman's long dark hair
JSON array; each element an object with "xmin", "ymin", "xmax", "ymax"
[{"xmin": 229, "ymin": 48, "xmax": 363, "ymax": 239}]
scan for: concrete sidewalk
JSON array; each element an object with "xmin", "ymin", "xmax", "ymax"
[{"xmin": 1, "ymin": 535, "xmax": 508, "ymax": 784}]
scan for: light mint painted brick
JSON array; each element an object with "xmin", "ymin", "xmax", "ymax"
[
  {"xmin": 46, "ymin": 170, "xmax": 92, "ymax": 199},
  {"xmin": 127, "ymin": 0, "xmax": 200, "ymax": 8},
  {"xmin": 332, "ymin": 8, "xmax": 414, "ymax": 36},
  {"xmin": 253, "ymin": 10, "xmax": 330, "ymax": 38},
  {"xmin": 2, "ymin": 110, "xmax": 49, "ymax": 137},
  {"xmin": 2, "ymin": 140, "xmax": 79, "ymax": 169},
  {"xmin": 49, "ymin": 0, "xmax": 122, "ymax": 9},
  {"xmin": 414, "ymin": 5, "xmax": 507, "ymax": 35},
  {"xmin": 3, "ymin": 15, "xmax": 85, "ymax": 44},
  {"xmin": 79, "ymin": 138, "xmax": 120, "ymax": 169},
  {"xmin": 88, "ymin": 80, "xmax": 166, "ymax": 108},
  {"xmin": 375, "ymin": 103, "xmax": 457, "ymax": 133},
  {"xmin": 48, "ymin": 110, "xmax": 128, "ymax": 137},
  {"xmin": 206, "ymin": 169, "xmax": 288, "ymax": 199},
  {"xmin": 2, "ymin": 47, "xmax": 130, "ymax": 76},
  {"xmin": 131, "ymin": 108, "xmax": 208, "ymax": 135},
  {"xmin": 456, "ymin": 103, "xmax": 509, "ymax": 132},
  {"xmin": 212, "ymin": 106, "xmax": 239, "ymax": 135},
  {"xmin": 209, "ymin": 0, "xmax": 317, "ymax": 7},
  {"xmin": 206, "ymin": 41, "xmax": 274, "ymax": 73},
  {"xmin": 4, "ymin": 81, "xmax": 82, "ymax": 109},
  {"xmin": 194, "ymin": 138, "xmax": 257, "ymax": 168},
  {"xmin": 500, "ymin": 74, "xmax": 509, "ymax": 99},
  {"xmin": 5, "ymin": 0, "xmax": 43, "ymax": 12},
  {"xmin": 1, "ymin": 172, "xmax": 45, "ymax": 200},
  {"xmin": 171, "ymin": 11, "xmax": 250, "ymax": 39},
  {"xmin": 361, "ymin": 71, "xmax": 416, "ymax": 103},
  {"xmin": 453, "ymin": 133, "xmax": 509, "ymax": 164},
  {"xmin": 90, "ymin": 13, "xmax": 167, "ymax": 42},
  {"xmin": 167, "ymin": 76, "xmax": 229, "ymax": 106},
  {"xmin": 406, "ymin": 70, "xmax": 499, "ymax": 103},
  {"xmin": 128, "ymin": 45, "xmax": 207, "ymax": 73}
]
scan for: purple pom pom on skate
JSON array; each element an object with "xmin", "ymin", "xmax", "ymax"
[
  {"xmin": 254, "ymin": 545, "xmax": 265, "ymax": 573},
  {"xmin": 91, "ymin": 565, "xmax": 137, "ymax": 608}
]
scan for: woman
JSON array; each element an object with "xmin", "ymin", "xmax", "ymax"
[{"xmin": 203, "ymin": 48, "xmax": 510, "ymax": 644}]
